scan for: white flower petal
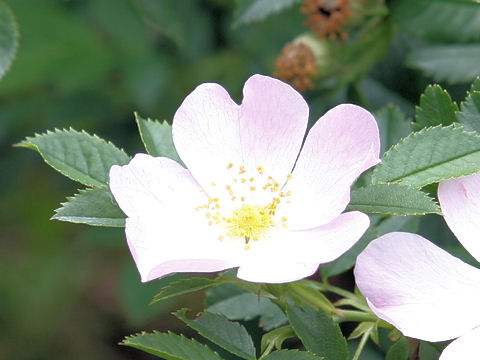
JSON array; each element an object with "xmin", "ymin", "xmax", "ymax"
[
  {"xmin": 110, "ymin": 154, "xmax": 240, "ymax": 281},
  {"xmin": 279, "ymin": 104, "xmax": 380, "ymax": 230},
  {"xmin": 236, "ymin": 211, "xmax": 369, "ymax": 283},
  {"xmin": 439, "ymin": 173, "xmax": 480, "ymax": 263},
  {"xmin": 354, "ymin": 232, "xmax": 480, "ymax": 341},
  {"xmin": 440, "ymin": 327, "xmax": 480, "ymax": 360},
  {"xmin": 172, "ymin": 75, "xmax": 308, "ymax": 204},
  {"xmin": 109, "ymin": 153, "xmax": 205, "ymax": 218},
  {"xmin": 126, "ymin": 215, "xmax": 239, "ymax": 282}
]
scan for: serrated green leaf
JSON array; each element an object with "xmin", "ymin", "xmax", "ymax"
[
  {"xmin": 152, "ymin": 278, "xmax": 219, "ymax": 303},
  {"xmin": 457, "ymin": 78, "xmax": 480, "ymax": 133},
  {"xmin": 261, "ymin": 325, "xmax": 296, "ymax": 353},
  {"xmin": 174, "ymin": 309, "xmax": 255, "ymax": 360},
  {"xmin": 392, "ymin": 0, "xmax": 480, "ymax": 42},
  {"xmin": 348, "ymin": 184, "xmax": 440, "ymax": 215},
  {"xmin": 457, "ymin": 91, "xmax": 480, "ymax": 133},
  {"xmin": 372, "ymin": 125, "xmax": 480, "ymax": 187},
  {"xmin": 408, "ymin": 44, "xmax": 480, "ymax": 84},
  {"xmin": 286, "ymin": 305, "xmax": 349, "ymax": 360},
  {"xmin": 206, "ymin": 284, "xmax": 286, "ymax": 330},
  {"xmin": 385, "ymin": 336, "xmax": 409, "ymax": 360},
  {"xmin": 414, "ymin": 85, "xmax": 458, "ymax": 131},
  {"xmin": 207, "ymin": 292, "xmax": 285, "ymax": 326},
  {"xmin": 135, "ymin": 113, "xmax": 182, "ymax": 163},
  {"xmin": 121, "ymin": 331, "xmax": 224, "ymax": 360},
  {"xmin": 51, "ymin": 187, "xmax": 125, "ymax": 227},
  {"xmin": 262, "ymin": 350, "xmax": 324, "ymax": 360},
  {"xmin": 235, "ymin": 0, "xmax": 300, "ymax": 25},
  {"xmin": 0, "ymin": 1, "xmax": 18, "ymax": 80},
  {"xmin": 375, "ymin": 105, "xmax": 411, "ymax": 155},
  {"xmin": 17, "ymin": 128, "xmax": 130, "ymax": 187}
]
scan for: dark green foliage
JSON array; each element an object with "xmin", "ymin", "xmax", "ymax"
[
  {"xmin": 286, "ymin": 305, "xmax": 349, "ymax": 360},
  {"xmin": 174, "ymin": 309, "xmax": 256, "ymax": 360},
  {"xmin": 122, "ymin": 331, "xmax": 224, "ymax": 360},
  {"xmin": 414, "ymin": 85, "xmax": 458, "ymax": 130}
]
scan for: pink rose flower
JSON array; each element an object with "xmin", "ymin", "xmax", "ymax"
[
  {"xmin": 109, "ymin": 74, "xmax": 380, "ymax": 283},
  {"xmin": 355, "ymin": 173, "xmax": 480, "ymax": 359}
]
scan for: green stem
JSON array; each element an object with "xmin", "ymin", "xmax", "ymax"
[
  {"xmin": 352, "ymin": 326, "xmax": 373, "ymax": 360},
  {"xmin": 258, "ymin": 341, "xmax": 275, "ymax": 360},
  {"xmin": 288, "ymin": 282, "xmax": 335, "ymax": 314},
  {"xmin": 334, "ymin": 310, "xmax": 378, "ymax": 323}
]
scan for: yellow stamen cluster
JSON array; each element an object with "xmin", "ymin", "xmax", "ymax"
[
  {"xmin": 195, "ymin": 163, "xmax": 293, "ymax": 248},
  {"xmin": 226, "ymin": 204, "xmax": 275, "ymax": 248}
]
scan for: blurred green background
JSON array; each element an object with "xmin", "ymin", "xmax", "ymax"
[{"xmin": 2, "ymin": 0, "xmax": 479, "ymax": 359}]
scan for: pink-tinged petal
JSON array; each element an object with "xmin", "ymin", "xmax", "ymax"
[
  {"xmin": 109, "ymin": 153, "xmax": 205, "ymax": 218},
  {"xmin": 354, "ymin": 232, "xmax": 480, "ymax": 341},
  {"xmin": 172, "ymin": 75, "xmax": 308, "ymax": 202},
  {"xmin": 279, "ymin": 104, "xmax": 380, "ymax": 230},
  {"xmin": 110, "ymin": 154, "xmax": 241, "ymax": 281},
  {"xmin": 125, "ymin": 215, "xmax": 239, "ymax": 282},
  {"xmin": 440, "ymin": 327, "xmax": 480, "ymax": 360},
  {"xmin": 438, "ymin": 173, "xmax": 480, "ymax": 263},
  {"xmin": 236, "ymin": 211, "xmax": 369, "ymax": 283},
  {"xmin": 237, "ymin": 260, "xmax": 319, "ymax": 284},
  {"xmin": 172, "ymin": 81, "xmax": 242, "ymax": 197},
  {"xmin": 237, "ymin": 74, "xmax": 308, "ymax": 182}
]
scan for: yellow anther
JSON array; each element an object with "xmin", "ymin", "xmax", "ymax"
[
  {"xmin": 250, "ymin": 186, "xmax": 256, "ymax": 191},
  {"xmin": 211, "ymin": 182, "xmax": 216, "ymax": 186},
  {"xmin": 206, "ymin": 212, "xmax": 212, "ymax": 218},
  {"xmin": 240, "ymin": 178, "xmax": 247, "ymax": 183},
  {"xmin": 279, "ymin": 192, "xmax": 285, "ymax": 197},
  {"xmin": 239, "ymin": 165, "xmax": 246, "ymax": 174},
  {"xmin": 287, "ymin": 174, "xmax": 293, "ymax": 180},
  {"xmin": 231, "ymin": 196, "xmax": 237, "ymax": 201},
  {"xmin": 281, "ymin": 217, "xmax": 287, "ymax": 222},
  {"xmin": 240, "ymin": 196, "xmax": 245, "ymax": 202},
  {"xmin": 226, "ymin": 204, "xmax": 274, "ymax": 244},
  {"xmin": 257, "ymin": 166, "xmax": 264, "ymax": 174},
  {"xmin": 226, "ymin": 185, "xmax": 231, "ymax": 191},
  {"xmin": 249, "ymin": 177, "xmax": 255, "ymax": 182},
  {"xmin": 286, "ymin": 191, "xmax": 292, "ymax": 196},
  {"xmin": 227, "ymin": 163, "xmax": 233, "ymax": 169}
]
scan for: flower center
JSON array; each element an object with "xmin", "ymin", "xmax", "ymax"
[
  {"xmin": 196, "ymin": 163, "xmax": 292, "ymax": 249},
  {"xmin": 225, "ymin": 204, "xmax": 275, "ymax": 247}
]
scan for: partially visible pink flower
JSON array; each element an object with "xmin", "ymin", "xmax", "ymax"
[
  {"xmin": 354, "ymin": 172, "xmax": 480, "ymax": 359},
  {"xmin": 109, "ymin": 74, "xmax": 380, "ymax": 284}
]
